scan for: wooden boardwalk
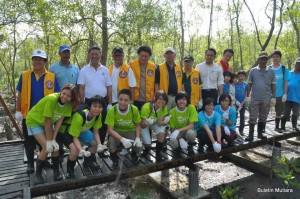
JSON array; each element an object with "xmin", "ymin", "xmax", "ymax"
[{"xmin": 0, "ymin": 120, "xmax": 299, "ymax": 198}]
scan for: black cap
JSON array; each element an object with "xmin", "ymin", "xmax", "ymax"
[
  {"xmin": 112, "ymin": 47, "xmax": 124, "ymax": 54},
  {"xmin": 183, "ymin": 55, "xmax": 194, "ymax": 62}
]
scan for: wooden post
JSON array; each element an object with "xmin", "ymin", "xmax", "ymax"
[
  {"xmin": 272, "ymin": 142, "xmax": 281, "ymax": 166},
  {"xmin": 188, "ymin": 164, "xmax": 199, "ymax": 197}
]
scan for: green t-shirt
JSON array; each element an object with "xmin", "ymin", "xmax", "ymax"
[
  {"xmin": 105, "ymin": 104, "xmax": 141, "ymax": 132},
  {"xmin": 26, "ymin": 93, "xmax": 72, "ymax": 127},
  {"xmin": 68, "ymin": 109, "xmax": 102, "ymax": 138},
  {"xmin": 140, "ymin": 102, "xmax": 168, "ymax": 123},
  {"xmin": 169, "ymin": 104, "xmax": 198, "ymax": 129}
]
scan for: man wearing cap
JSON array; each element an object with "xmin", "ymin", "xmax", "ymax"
[
  {"xmin": 15, "ymin": 50, "xmax": 60, "ymax": 173},
  {"xmin": 244, "ymin": 52, "xmax": 276, "ymax": 141},
  {"xmin": 155, "ymin": 47, "xmax": 183, "ymax": 110},
  {"xmin": 216, "ymin": 49, "xmax": 234, "ymax": 72},
  {"xmin": 49, "ymin": 45, "xmax": 80, "ymax": 88},
  {"xmin": 195, "ymin": 48, "xmax": 224, "ymax": 105},
  {"xmin": 108, "ymin": 47, "xmax": 136, "ymax": 105},
  {"xmin": 281, "ymin": 58, "xmax": 300, "ymax": 132},
  {"xmin": 130, "ymin": 45, "xmax": 156, "ymax": 110},
  {"xmin": 182, "ymin": 55, "xmax": 202, "ymax": 108}
]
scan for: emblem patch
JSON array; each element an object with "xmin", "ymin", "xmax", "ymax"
[
  {"xmin": 192, "ymin": 78, "xmax": 199, "ymax": 84},
  {"xmin": 147, "ymin": 69, "xmax": 154, "ymax": 77},
  {"xmin": 45, "ymin": 80, "xmax": 54, "ymax": 89},
  {"xmin": 119, "ymin": 70, "xmax": 128, "ymax": 78},
  {"xmin": 176, "ymin": 71, "xmax": 181, "ymax": 77}
]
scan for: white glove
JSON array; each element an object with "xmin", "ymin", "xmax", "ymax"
[
  {"xmin": 282, "ymin": 94, "xmax": 287, "ymax": 102},
  {"xmin": 46, "ymin": 141, "xmax": 53, "ymax": 153},
  {"xmin": 179, "ymin": 138, "xmax": 188, "ymax": 150},
  {"xmin": 163, "ymin": 115, "xmax": 172, "ymax": 124},
  {"xmin": 170, "ymin": 130, "xmax": 180, "ymax": 140},
  {"xmin": 270, "ymin": 98, "xmax": 276, "ymax": 106},
  {"xmin": 133, "ymin": 137, "xmax": 143, "ymax": 147},
  {"xmin": 217, "ymin": 96, "xmax": 220, "ymax": 104},
  {"xmin": 145, "ymin": 117, "xmax": 154, "ymax": 126},
  {"xmin": 198, "ymin": 100, "xmax": 203, "ymax": 110},
  {"xmin": 224, "ymin": 126, "xmax": 230, "ymax": 136},
  {"xmin": 51, "ymin": 140, "xmax": 59, "ymax": 152},
  {"xmin": 80, "ymin": 149, "xmax": 91, "ymax": 157},
  {"xmin": 15, "ymin": 111, "xmax": 23, "ymax": 122},
  {"xmin": 222, "ymin": 112, "xmax": 229, "ymax": 120},
  {"xmin": 120, "ymin": 137, "xmax": 132, "ymax": 149},
  {"xmin": 107, "ymin": 104, "xmax": 112, "ymax": 111},
  {"xmin": 97, "ymin": 144, "xmax": 108, "ymax": 153},
  {"xmin": 213, "ymin": 142, "xmax": 222, "ymax": 153},
  {"xmin": 235, "ymin": 100, "xmax": 241, "ymax": 107}
]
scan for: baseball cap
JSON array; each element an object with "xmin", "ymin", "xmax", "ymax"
[
  {"xmin": 295, "ymin": 58, "xmax": 300, "ymax": 63},
  {"xmin": 112, "ymin": 47, "xmax": 124, "ymax": 54},
  {"xmin": 183, "ymin": 55, "xmax": 194, "ymax": 62},
  {"xmin": 258, "ymin": 51, "xmax": 269, "ymax": 58},
  {"xmin": 59, "ymin": 45, "xmax": 71, "ymax": 53},
  {"xmin": 164, "ymin": 47, "xmax": 175, "ymax": 54},
  {"xmin": 32, "ymin": 50, "xmax": 47, "ymax": 59}
]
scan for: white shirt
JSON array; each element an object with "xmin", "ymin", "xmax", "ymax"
[
  {"xmin": 77, "ymin": 63, "xmax": 112, "ymax": 99},
  {"xmin": 195, "ymin": 62, "xmax": 224, "ymax": 89},
  {"xmin": 111, "ymin": 65, "xmax": 136, "ymax": 103}
]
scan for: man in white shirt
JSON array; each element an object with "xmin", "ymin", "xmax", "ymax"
[{"xmin": 195, "ymin": 48, "xmax": 224, "ymax": 105}]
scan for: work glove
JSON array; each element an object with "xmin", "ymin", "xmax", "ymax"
[
  {"xmin": 51, "ymin": 140, "xmax": 59, "ymax": 152},
  {"xmin": 170, "ymin": 130, "xmax": 180, "ymax": 140},
  {"xmin": 120, "ymin": 137, "xmax": 132, "ymax": 149},
  {"xmin": 213, "ymin": 142, "xmax": 222, "ymax": 153},
  {"xmin": 133, "ymin": 137, "xmax": 143, "ymax": 148},
  {"xmin": 179, "ymin": 138, "xmax": 188, "ymax": 150},
  {"xmin": 222, "ymin": 112, "xmax": 229, "ymax": 120},
  {"xmin": 46, "ymin": 141, "xmax": 53, "ymax": 153},
  {"xmin": 97, "ymin": 144, "xmax": 108, "ymax": 153},
  {"xmin": 145, "ymin": 117, "xmax": 154, "ymax": 126},
  {"xmin": 107, "ymin": 104, "xmax": 112, "ymax": 111},
  {"xmin": 224, "ymin": 126, "xmax": 230, "ymax": 136},
  {"xmin": 282, "ymin": 94, "xmax": 287, "ymax": 103},
  {"xmin": 163, "ymin": 115, "xmax": 172, "ymax": 124},
  {"xmin": 198, "ymin": 100, "xmax": 203, "ymax": 110},
  {"xmin": 80, "ymin": 149, "xmax": 91, "ymax": 157},
  {"xmin": 270, "ymin": 98, "xmax": 276, "ymax": 106},
  {"xmin": 235, "ymin": 100, "xmax": 241, "ymax": 107},
  {"xmin": 15, "ymin": 111, "xmax": 23, "ymax": 122}
]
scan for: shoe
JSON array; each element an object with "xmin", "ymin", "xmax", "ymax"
[
  {"xmin": 26, "ymin": 161, "xmax": 34, "ymax": 174},
  {"xmin": 119, "ymin": 149, "xmax": 129, "ymax": 156},
  {"xmin": 83, "ymin": 155, "xmax": 101, "ymax": 169},
  {"xmin": 188, "ymin": 145, "xmax": 195, "ymax": 156},
  {"xmin": 66, "ymin": 159, "xmax": 76, "ymax": 179},
  {"xmin": 274, "ymin": 127, "xmax": 282, "ymax": 133},
  {"xmin": 34, "ymin": 159, "xmax": 45, "ymax": 185}
]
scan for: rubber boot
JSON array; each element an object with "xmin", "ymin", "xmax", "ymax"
[
  {"xmin": 257, "ymin": 122, "xmax": 267, "ymax": 139},
  {"xmin": 131, "ymin": 150, "xmax": 140, "ymax": 163},
  {"xmin": 83, "ymin": 154, "xmax": 100, "ymax": 169},
  {"xmin": 275, "ymin": 118, "xmax": 282, "ymax": 133},
  {"xmin": 281, "ymin": 117, "xmax": 286, "ymax": 131},
  {"xmin": 141, "ymin": 146, "xmax": 151, "ymax": 158},
  {"xmin": 292, "ymin": 115, "xmax": 299, "ymax": 131},
  {"xmin": 27, "ymin": 160, "xmax": 34, "ymax": 174},
  {"xmin": 34, "ymin": 159, "xmax": 45, "ymax": 185},
  {"xmin": 66, "ymin": 158, "xmax": 76, "ymax": 179},
  {"xmin": 188, "ymin": 144, "xmax": 195, "ymax": 156},
  {"xmin": 197, "ymin": 139, "xmax": 205, "ymax": 152},
  {"xmin": 110, "ymin": 151, "xmax": 119, "ymax": 170},
  {"xmin": 245, "ymin": 124, "xmax": 255, "ymax": 141},
  {"xmin": 155, "ymin": 142, "xmax": 164, "ymax": 162},
  {"xmin": 52, "ymin": 157, "xmax": 63, "ymax": 181}
]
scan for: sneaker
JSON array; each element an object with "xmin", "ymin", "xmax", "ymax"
[
  {"xmin": 274, "ymin": 127, "xmax": 282, "ymax": 133},
  {"xmin": 120, "ymin": 149, "xmax": 129, "ymax": 156}
]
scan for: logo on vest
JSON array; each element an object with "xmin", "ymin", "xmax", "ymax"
[
  {"xmin": 192, "ymin": 78, "xmax": 199, "ymax": 84},
  {"xmin": 119, "ymin": 70, "xmax": 128, "ymax": 78},
  {"xmin": 176, "ymin": 71, "xmax": 181, "ymax": 77},
  {"xmin": 45, "ymin": 80, "xmax": 54, "ymax": 90},
  {"xmin": 147, "ymin": 69, "xmax": 154, "ymax": 77}
]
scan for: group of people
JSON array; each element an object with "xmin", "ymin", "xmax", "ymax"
[{"xmin": 14, "ymin": 44, "xmax": 300, "ymax": 184}]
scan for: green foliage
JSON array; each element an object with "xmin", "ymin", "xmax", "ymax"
[{"xmin": 219, "ymin": 185, "xmax": 241, "ymax": 199}]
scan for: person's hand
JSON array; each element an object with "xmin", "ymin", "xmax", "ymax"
[
  {"xmin": 15, "ymin": 111, "xmax": 23, "ymax": 122},
  {"xmin": 107, "ymin": 104, "xmax": 112, "ymax": 111},
  {"xmin": 145, "ymin": 117, "xmax": 154, "ymax": 126},
  {"xmin": 163, "ymin": 115, "xmax": 172, "ymax": 124},
  {"xmin": 222, "ymin": 112, "xmax": 229, "ymax": 120},
  {"xmin": 282, "ymin": 94, "xmax": 287, "ymax": 102},
  {"xmin": 179, "ymin": 138, "xmax": 188, "ymax": 150},
  {"xmin": 51, "ymin": 140, "xmax": 59, "ymax": 152},
  {"xmin": 133, "ymin": 137, "xmax": 143, "ymax": 147},
  {"xmin": 80, "ymin": 149, "xmax": 91, "ymax": 157},
  {"xmin": 217, "ymin": 96, "xmax": 220, "ymax": 104},
  {"xmin": 224, "ymin": 126, "xmax": 230, "ymax": 136},
  {"xmin": 270, "ymin": 98, "xmax": 276, "ymax": 106},
  {"xmin": 97, "ymin": 144, "xmax": 108, "ymax": 153},
  {"xmin": 46, "ymin": 141, "xmax": 53, "ymax": 153},
  {"xmin": 235, "ymin": 100, "xmax": 241, "ymax": 107},
  {"xmin": 170, "ymin": 130, "xmax": 180, "ymax": 140},
  {"xmin": 213, "ymin": 142, "xmax": 221, "ymax": 153},
  {"xmin": 120, "ymin": 137, "xmax": 132, "ymax": 149},
  {"xmin": 198, "ymin": 100, "xmax": 203, "ymax": 110}
]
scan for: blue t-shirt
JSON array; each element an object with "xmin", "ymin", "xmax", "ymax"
[
  {"xmin": 16, "ymin": 72, "xmax": 61, "ymax": 109},
  {"xmin": 234, "ymin": 82, "xmax": 247, "ymax": 103},
  {"xmin": 197, "ymin": 111, "xmax": 221, "ymax": 129},
  {"xmin": 214, "ymin": 105, "xmax": 236, "ymax": 130},
  {"xmin": 287, "ymin": 70, "xmax": 300, "ymax": 104},
  {"xmin": 49, "ymin": 62, "xmax": 80, "ymax": 88},
  {"xmin": 223, "ymin": 83, "xmax": 230, "ymax": 95},
  {"xmin": 270, "ymin": 65, "xmax": 290, "ymax": 97}
]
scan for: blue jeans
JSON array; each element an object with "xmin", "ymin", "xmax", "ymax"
[{"xmin": 236, "ymin": 105, "xmax": 245, "ymax": 133}]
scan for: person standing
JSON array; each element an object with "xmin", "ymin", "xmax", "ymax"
[
  {"xmin": 49, "ymin": 44, "xmax": 80, "ymax": 88},
  {"xmin": 15, "ymin": 50, "xmax": 60, "ymax": 173},
  {"xmin": 155, "ymin": 47, "xmax": 183, "ymax": 110},
  {"xmin": 216, "ymin": 49, "xmax": 234, "ymax": 72},
  {"xmin": 196, "ymin": 48, "xmax": 224, "ymax": 105},
  {"xmin": 245, "ymin": 52, "xmax": 276, "ymax": 141}
]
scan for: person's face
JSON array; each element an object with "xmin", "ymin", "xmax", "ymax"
[
  {"xmin": 258, "ymin": 57, "xmax": 268, "ymax": 67},
  {"xmin": 89, "ymin": 103, "xmax": 103, "ymax": 117},
  {"xmin": 32, "ymin": 57, "xmax": 46, "ymax": 70},
  {"xmin": 295, "ymin": 62, "xmax": 300, "ymax": 71},
  {"xmin": 184, "ymin": 60, "xmax": 193, "ymax": 69},
  {"xmin": 233, "ymin": 76, "xmax": 238, "ymax": 84},
  {"xmin": 164, "ymin": 51, "xmax": 176, "ymax": 62},
  {"xmin": 155, "ymin": 96, "xmax": 166, "ymax": 108},
  {"xmin": 89, "ymin": 49, "xmax": 101, "ymax": 65},
  {"xmin": 238, "ymin": 74, "xmax": 245, "ymax": 82},
  {"xmin": 220, "ymin": 97, "xmax": 230, "ymax": 108},
  {"xmin": 223, "ymin": 52, "xmax": 233, "ymax": 63},
  {"xmin": 205, "ymin": 50, "xmax": 215, "ymax": 64},
  {"xmin": 118, "ymin": 94, "xmax": 131, "ymax": 110},
  {"xmin": 60, "ymin": 89, "xmax": 72, "ymax": 104},
  {"xmin": 224, "ymin": 75, "xmax": 231, "ymax": 83},
  {"xmin": 205, "ymin": 102, "xmax": 214, "ymax": 112},
  {"xmin": 112, "ymin": 52, "xmax": 124, "ymax": 66},
  {"xmin": 59, "ymin": 50, "xmax": 71, "ymax": 63},
  {"xmin": 177, "ymin": 97, "xmax": 187, "ymax": 109},
  {"xmin": 138, "ymin": 51, "xmax": 150, "ymax": 66},
  {"xmin": 271, "ymin": 54, "xmax": 281, "ymax": 65}
]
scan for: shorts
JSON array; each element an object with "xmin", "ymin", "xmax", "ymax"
[
  {"xmin": 27, "ymin": 126, "xmax": 44, "ymax": 136},
  {"xmin": 141, "ymin": 124, "xmax": 166, "ymax": 145},
  {"xmin": 56, "ymin": 132, "xmax": 73, "ymax": 149},
  {"xmin": 79, "ymin": 130, "xmax": 95, "ymax": 146}
]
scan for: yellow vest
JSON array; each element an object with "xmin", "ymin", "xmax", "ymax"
[
  {"xmin": 129, "ymin": 59, "xmax": 155, "ymax": 101},
  {"xmin": 183, "ymin": 68, "xmax": 201, "ymax": 106},
  {"xmin": 20, "ymin": 69, "xmax": 55, "ymax": 117},
  {"xmin": 108, "ymin": 64, "xmax": 130, "ymax": 92},
  {"xmin": 158, "ymin": 62, "xmax": 182, "ymax": 94}
]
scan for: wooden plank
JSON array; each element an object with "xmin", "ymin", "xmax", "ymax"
[
  {"xmin": 0, "ymin": 191, "xmax": 23, "ymax": 199},
  {"xmin": 0, "ymin": 172, "xmax": 28, "ymax": 181},
  {"xmin": 23, "ymin": 187, "xmax": 31, "ymax": 199},
  {"xmin": 0, "ymin": 164, "xmax": 27, "ymax": 173},
  {"xmin": 0, "ymin": 176, "xmax": 29, "ymax": 186},
  {"xmin": 0, "ymin": 181, "xmax": 29, "ymax": 195}
]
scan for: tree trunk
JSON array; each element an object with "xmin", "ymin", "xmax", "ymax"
[
  {"xmin": 288, "ymin": 0, "xmax": 300, "ymax": 56},
  {"xmin": 233, "ymin": 0, "xmax": 243, "ymax": 70},
  {"xmin": 207, "ymin": 0, "xmax": 214, "ymax": 48},
  {"xmin": 179, "ymin": 0, "xmax": 184, "ymax": 65},
  {"xmin": 274, "ymin": 0, "xmax": 284, "ymax": 49},
  {"xmin": 101, "ymin": 0, "xmax": 108, "ymax": 66}
]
